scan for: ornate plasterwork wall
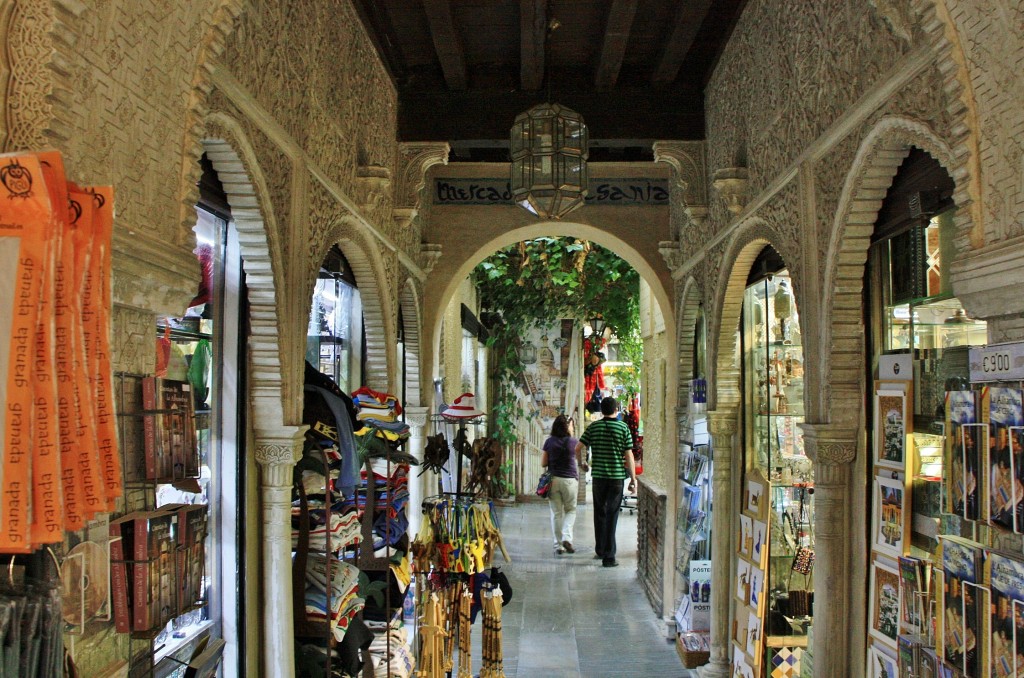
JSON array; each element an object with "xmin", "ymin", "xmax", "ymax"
[
  {"xmin": 219, "ymin": 0, "xmax": 397, "ymax": 233},
  {"xmin": 705, "ymin": 0, "xmax": 910, "ymax": 225},
  {"xmin": 936, "ymin": 0, "xmax": 1024, "ymax": 243},
  {"xmin": 640, "ymin": 318, "xmax": 669, "ymax": 491},
  {"xmin": 667, "ymin": 0, "xmax": 1023, "ymax": 673},
  {"xmin": 2, "ymin": 0, "xmax": 244, "ymax": 318},
  {"xmin": 203, "ymin": 0, "xmax": 434, "ymax": 415}
]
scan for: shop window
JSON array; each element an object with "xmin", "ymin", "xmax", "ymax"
[
  {"xmin": 867, "ymin": 150, "xmax": 986, "ymax": 557},
  {"xmin": 142, "ymin": 196, "xmax": 246, "ymax": 673},
  {"xmin": 307, "ymin": 247, "xmax": 363, "ymax": 393},
  {"xmin": 734, "ymin": 246, "xmax": 814, "ymax": 672},
  {"xmin": 863, "ymin": 148, "xmax": 992, "ymax": 671}
]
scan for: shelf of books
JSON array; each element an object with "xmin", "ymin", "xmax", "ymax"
[
  {"xmin": 674, "ymin": 383, "xmax": 711, "ymax": 667},
  {"xmin": 865, "ymin": 340, "xmax": 1024, "ymax": 677},
  {"xmin": 111, "ymin": 362, "xmax": 214, "ymax": 677}
]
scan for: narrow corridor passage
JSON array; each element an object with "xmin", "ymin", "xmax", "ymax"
[{"xmin": 468, "ymin": 498, "xmax": 699, "ymax": 677}]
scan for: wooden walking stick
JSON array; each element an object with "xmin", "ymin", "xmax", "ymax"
[{"xmin": 457, "ymin": 582, "xmax": 473, "ymax": 678}]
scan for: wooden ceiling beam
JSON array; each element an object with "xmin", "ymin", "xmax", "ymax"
[
  {"xmin": 595, "ymin": 0, "xmax": 639, "ymax": 91},
  {"xmin": 520, "ymin": 0, "xmax": 547, "ymax": 91},
  {"xmin": 351, "ymin": 0, "xmax": 406, "ymax": 82},
  {"xmin": 423, "ymin": 0, "xmax": 468, "ymax": 90},
  {"xmin": 652, "ymin": 0, "xmax": 714, "ymax": 85}
]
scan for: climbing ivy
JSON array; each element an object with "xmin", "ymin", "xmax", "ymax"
[
  {"xmin": 472, "ymin": 237, "xmax": 641, "ymax": 454},
  {"xmin": 473, "ymin": 237, "xmax": 639, "ymax": 340}
]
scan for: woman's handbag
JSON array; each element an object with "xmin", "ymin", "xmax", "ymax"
[{"xmin": 536, "ymin": 470, "xmax": 552, "ymax": 498}]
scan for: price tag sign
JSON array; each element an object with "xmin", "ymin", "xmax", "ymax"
[
  {"xmin": 878, "ymin": 354, "xmax": 912, "ymax": 381},
  {"xmin": 970, "ymin": 342, "xmax": 1024, "ymax": 382}
]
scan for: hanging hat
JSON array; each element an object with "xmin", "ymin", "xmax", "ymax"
[{"xmin": 441, "ymin": 392, "xmax": 485, "ymax": 419}]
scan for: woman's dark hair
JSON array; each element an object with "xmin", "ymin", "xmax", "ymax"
[{"xmin": 551, "ymin": 414, "xmax": 571, "ymax": 438}]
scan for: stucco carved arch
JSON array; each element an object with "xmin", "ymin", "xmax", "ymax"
[
  {"xmin": 823, "ymin": 116, "xmax": 958, "ymax": 422},
  {"xmin": 675, "ymin": 276, "xmax": 705, "ymax": 400},
  {"xmin": 176, "ymin": 0, "xmax": 248, "ymax": 244},
  {"xmin": 910, "ymin": 0, "xmax": 984, "ymax": 248},
  {"xmin": 427, "ymin": 222, "xmax": 677, "ymax": 465},
  {"xmin": 311, "ymin": 219, "xmax": 394, "ymax": 393},
  {"xmin": 398, "ymin": 278, "xmax": 424, "ymax": 407},
  {"xmin": 203, "ymin": 113, "xmax": 291, "ymax": 431},
  {"xmin": 708, "ymin": 219, "xmax": 793, "ymax": 412},
  {"xmin": 431, "ymin": 222, "xmax": 675, "ymax": 356}
]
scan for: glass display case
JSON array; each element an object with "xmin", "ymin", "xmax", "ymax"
[
  {"xmin": 735, "ymin": 261, "xmax": 814, "ymax": 673},
  {"xmin": 872, "ymin": 209, "xmax": 987, "ymax": 557}
]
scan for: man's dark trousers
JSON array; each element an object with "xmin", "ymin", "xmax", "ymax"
[{"xmin": 593, "ymin": 477, "xmax": 624, "ymax": 560}]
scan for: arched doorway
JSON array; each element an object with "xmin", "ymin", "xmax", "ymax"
[{"xmin": 425, "ymin": 224, "xmax": 679, "ymax": 620}]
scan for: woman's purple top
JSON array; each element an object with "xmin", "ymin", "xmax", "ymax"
[{"xmin": 543, "ymin": 435, "xmax": 580, "ymax": 479}]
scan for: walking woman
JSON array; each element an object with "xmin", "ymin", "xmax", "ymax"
[{"xmin": 542, "ymin": 415, "xmax": 585, "ymax": 555}]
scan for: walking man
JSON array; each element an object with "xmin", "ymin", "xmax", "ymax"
[{"xmin": 576, "ymin": 397, "xmax": 637, "ymax": 567}]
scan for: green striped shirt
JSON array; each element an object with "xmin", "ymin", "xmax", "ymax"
[{"xmin": 579, "ymin": 418, "xmax": 632, "ymax": 480}]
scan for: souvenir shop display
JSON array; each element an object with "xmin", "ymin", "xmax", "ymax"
[
  {"xmin": 410, "ymin": 394, "xmax": 511, "ymax": 678},
  {"xmin": 0, "ymin": 576, "xmax": 65, "ymax": 678},
  {"xmin": 734, "ymin": 252, "xmax": 814, "ymax": 675},
  {"xmin": 294, "ymin": 369, "xmax": 418, "ymax": 677},
  {"xmin": 95, "ymin": 300, "xmax": 219, "ymax": 675},
  {"xmin": 478, "ymin": 587, "xmax": 506, "ymax": 678},
  {"xmin": 675, "ymin": 304, "xmax": 713, "ymax": 664},
  {"xmin": 863, "ymin": 197, "xmax": 999, "ymax": 677}
]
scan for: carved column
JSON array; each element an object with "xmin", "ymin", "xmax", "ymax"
[
  {"xmin": 705, "ymin": 409, "xmax": 739, "ymax": 677},
  {"xmin": 256, "ymin": 426, "xmax": 305, "ymax": 678},
  {"xmin": 405, "ymin": 406, "xmax": 430, "ymax": 537},
  {"xmin": 801, "ymin": 423, "xmax": 858, "ymax": 678}
]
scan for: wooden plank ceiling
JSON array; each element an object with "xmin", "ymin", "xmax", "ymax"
[{"xmin": 353, "ymin": 0, "xmax": 747, "ymax": 159}]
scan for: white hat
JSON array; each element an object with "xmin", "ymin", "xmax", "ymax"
[{"xmin": 441, "ymin": 392, "xmax": 485, "ymax": 419}]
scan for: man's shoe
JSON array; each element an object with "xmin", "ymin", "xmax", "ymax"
[
  {"xmin": 555, "ymin": 546, "xmax": 565, "ymax": 555},
  {"xmin": 562, "ymin": 541, "xmax": 575, "ymax": 553},
  {"xmin": 602, "ymin": 559, "xmax": 619, "ymax": 568}
]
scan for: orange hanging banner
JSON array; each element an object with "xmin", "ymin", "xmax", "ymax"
[
  {"xmin": 25, "ymin": 159, "xmax": 62, "ymax": 545},
  {"xmin": 0, "ymin": 153, "xmax": 52, "ymax": 551},
  {"xmin": 74, "ymin": 184, "xmax": 121, "ymax": 508},
  {"xmin": 68, "ymin": 185, "xmax": 109, "ymax": 516},
  {"xmin": 47, "ymin": 160, "xmax": 106, "ymax": 529},
  {"xmin": 40, "ymin": 154, "xmax": 89, "ymax": 530}
]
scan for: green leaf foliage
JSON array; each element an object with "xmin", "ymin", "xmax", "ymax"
[{"xmin": 472, "ymin": 238, "xmax": 641, "ymax": 456}]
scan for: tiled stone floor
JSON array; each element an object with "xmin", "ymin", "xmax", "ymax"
[{"xmin": 464, "ymin": 497, "xmax": 701, "ymax": 678}]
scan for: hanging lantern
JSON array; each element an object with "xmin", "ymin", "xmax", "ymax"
[{"xmin": 510, "ymin": 103, "xmax": 589, "ymax": 219}]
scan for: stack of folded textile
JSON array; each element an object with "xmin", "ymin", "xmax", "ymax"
[
  {"xmin": 366, "ymin": 623, "xmax": 416, "ymax": 678},
  {"xmin": 292, "ymin": 507, "xmax": 362, "ymax": 552},
  {"xmin": 352, "ymin": 387, "xmax": 411, "ymax": 443},
  {"xmin": 304, "ymin": 554, "xmax": 365, "ymax": 642}
]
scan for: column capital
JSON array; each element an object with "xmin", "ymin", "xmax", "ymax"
[
  {"xmin": 799, "ymin": 422, "xmax": 858, "ymax": 466},
  {"xmin": 404, "ymin": 405, "xmax": 430, "ymax": 429},
  {"xmin": 255, "ymin": 425, "xmax": 307, "ymax": 486},
  {"xmin": 419, "ymin": 243, "xmax": 443, "ymax": 276},
  {"xmin": 706, "ymin": 408, "xmax": 738, "ymax": 440}
]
